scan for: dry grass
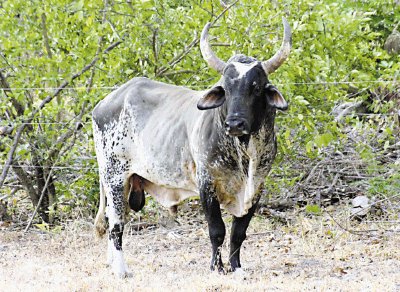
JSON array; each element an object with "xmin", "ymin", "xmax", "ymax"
[{"xmin": 1, "ymin": 208, "xmax": 400, "ymax": 291}]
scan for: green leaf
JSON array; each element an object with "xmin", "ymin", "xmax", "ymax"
[{"xmin": 305, "ymin": 204, "xmax": 321, "ymax": 215}]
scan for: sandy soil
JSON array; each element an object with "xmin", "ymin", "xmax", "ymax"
[{"xmin": 1, "ymin": 211, "xmax": 400, "ymax": 291}]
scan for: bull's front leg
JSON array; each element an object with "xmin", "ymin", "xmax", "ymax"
[
  {"xmin": 200, "ymin": 182, "xmax": 226, "ymax": 273},
  {"xmin": 229, "ymin": 198, "xmax": 259, "ymax": 272},
  {"xmin": 105, "ymin": 181, "xmax": 130, "ymax": 278}
]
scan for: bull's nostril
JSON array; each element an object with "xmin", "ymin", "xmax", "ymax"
[
  {"xmin": 225, "ymin": 119, "xmax": 246, "ymax": 133},
  {"xmin": 235, "ymin": 120, "xmax": 244, "ymax": 130}
]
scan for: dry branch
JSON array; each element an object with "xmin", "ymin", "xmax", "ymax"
[
  {"xmin": 0, "ymin": 125, "xmax": 14, "ymax": 136},
  {"xmin": 11, "ymin": 163, "xmax": 36, "ymax": 202},
  {"xmin": 24, "ymin": 166, "xmax": 55, "ymax": 232},
  {"xmin": 41, "ymin": 13, "xmax": 53, "ymax": 59},
  {"xmin": 156, "ymin": 35, "xmax": 199, "ymax": 77},
  {"xmin": 0, "ymin": 71, "xmax": 24, "ymax": 117},
  {"xmin": 46, "ymin": 102, "xmax": 87, "ymax": 163}
]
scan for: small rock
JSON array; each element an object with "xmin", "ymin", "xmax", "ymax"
[{"xmin": 351, "ymin": 196, "xmax": 370, "ymax": 217}]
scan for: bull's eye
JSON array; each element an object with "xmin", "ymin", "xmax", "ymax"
[{"xmin": 253, "ymin": 83, "xmax": 262, "ymax": 96}]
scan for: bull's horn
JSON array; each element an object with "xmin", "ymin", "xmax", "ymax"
[
  {"xmin": 261, "ymin": 17, "xmax": 292, "ymax": 75},
  {"xmin": 200, "ymin": 22, "xmax": 226, "ymax": 74}
]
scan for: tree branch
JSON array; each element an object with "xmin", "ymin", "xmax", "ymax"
[
  {"xmin": 12, "ymin": 163, "xmax": 37, "ymax": 205},
  {"xmin": 155, "ymin": 0, "xmax": 238, "ymax": 77},
  {"xmin": 24, "ymin": 165, "xmax": 55, "ymax": 232},
  {"xmin": 41, "ymin": 13, "xmax": 53, "ymax": 59},
  {"xmin": 0, "ymin": 125, "xmax": 14, "ymax": 136},
  {"xmin": 87, "ymin": 0, "xmax": 108, "ymax": 92},
  {"xmin": 46, "ymin": 102, "xmax": 87, "ymax": 162},
  {"xmin": 152, "ymin": 28, "xmax": 159, "ymax": 75},
  {"xmin": 156, "ymin": 35, "xmax": 199, "ymax": 77},
  {"xmin": 0, "ymin": 71, "xmax": 24, "ymax": 117},
  {"xmin": 0, "ymin": 39, "xmax": 124, "ymax": 189},
  {"xmin": 210, "ymin": 0, "xmax": 239, "ymax": 27}
]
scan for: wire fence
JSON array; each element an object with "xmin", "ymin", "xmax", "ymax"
[
  {"xmin": 1, "ymin": 80, "xmax": 399, "ymax": 172},
  {"xmin": 2, "ymin": 113, "xmax": 396, "ymax": 126},
  {"xmin": 1, "ymin": 160, "xmax": 399, "ymax": 172},
  {"xmin": 1, "ymin": 165, "xmax": 97, "ymax": 170},
  {"xmin": 0, "ymin": 79, "xmax": 398, "ymax": 91}
]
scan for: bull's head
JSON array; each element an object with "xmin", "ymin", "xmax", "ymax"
[{"xmin": 197, "ymin": 17, "xmax": 292, "ymax": 137}]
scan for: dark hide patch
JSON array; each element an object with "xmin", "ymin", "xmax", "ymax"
[
  {"xmin": 265, "ymin": 85, "xmax": 288, "ymax": 110},
  {"xmin": 128, "ymin": 174, "xmax": 146, "ymax": 212},
  {"xmin": 197, "ymin": 86, "xmax": 226, "ymax": 110},
  {"xmin": 109, "ymin": 223, "xmax": 123, "ymax": 250}
]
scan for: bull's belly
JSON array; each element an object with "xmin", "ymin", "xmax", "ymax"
[
  {"xmin": 131, "ymin": 165, "xmax": 199, "ymax": 208},
  {"xmin": 126, "ymin": 143, "xmax": 199, "ymax": 208},
  {"xmin": 142, "ymin": 180, "xmax": 198, "ymax": 208}
]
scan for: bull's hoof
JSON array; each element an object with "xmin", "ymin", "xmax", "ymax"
[
  {"xmin": 231, "ymin": 267, "xmax": 247, "ymax": 280},
  {"xmin": 169, "ymin": 205, "xmax": 178, "ymax": 216},
  {"xmin": 211, "ymin": 265, "xmax": 226, "ymax": 275},
  {"xmin": 118, "ymin": 271, "xmax": 133, "ymax": 279},
  {"xmin": 95, "ymin": 227, "xmax": 107, "ymax": 238},
  {"xmin": 112, "ymin": 268, "xmax": 132, "ymax": 279},
  {"xmin": 111, "ymin": 262, "xmax": 131, "ymax": 279}
]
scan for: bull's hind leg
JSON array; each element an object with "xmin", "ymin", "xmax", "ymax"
[
  {"xmin": 228, "ymin": 198, "xmax": 259, "ymax": 272},
  {"xmin": 94, "ymin": 179, "xmax": 107, "ymax": 237},
  {"xmin": 104, "ymin": 178, "xmax": 130, "ymax": 278}
]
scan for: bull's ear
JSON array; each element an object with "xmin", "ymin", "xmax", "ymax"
[
  {"xmin": 265, "ymin": 85, "xmax": 288, "ymax": 110},
  {"xmin": 197, "ymin": 86, "xmax": 226, "ymax": 110}
]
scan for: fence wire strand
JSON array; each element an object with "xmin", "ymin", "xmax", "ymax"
[
  {"xmin": 1, "ymin": 81, "xmax": 399, "ymax": 172},
  {"xmin": 1, "ymin": 112, "xmax": 397, "ymax": 126},
  {"xmin": 0, "ymin": 79, "xmax": 398, "ymax": 91}
]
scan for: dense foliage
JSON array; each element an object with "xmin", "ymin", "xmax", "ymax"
[{"xmin": 0, "ymin": 0, "xmax": 399, "ymax": 223}]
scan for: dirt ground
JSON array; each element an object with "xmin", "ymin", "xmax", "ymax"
[{"xmin": 1, "ymin": 209, "xmax": 400, "ymax": 292}]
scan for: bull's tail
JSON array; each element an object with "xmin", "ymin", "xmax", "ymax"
[{"xmin": 94, "ymin": 179, "xmax": 107, "ymax": 238}]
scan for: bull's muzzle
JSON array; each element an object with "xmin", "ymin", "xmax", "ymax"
[{"xmin": 225, "ymin": 118, "xmax": 249, "ymax": 136}]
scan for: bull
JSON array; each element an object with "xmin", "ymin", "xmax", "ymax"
[{"xmin": 93, "ymin": 18, "xmax": 292, "ymax": 277}]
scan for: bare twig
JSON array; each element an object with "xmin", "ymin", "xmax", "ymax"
[
  {"xmin": 0, "ymin": 71, "xmax": 24, "ymax": 117},
  {"xmin": 24, "ymin": 166, "xmax": 55, "ymax": 232},
  {"xmin": 303, "ymin": 159, "xmax": 324, "ymax": 185},
  {"xmin": 162, "ymin": 70, "xmax": 196, "ymax": 77},
  {"xmin": 0, "ymin": 125, "xmax": 14, "ymax": 135},
  {"xmin": 126, "ymin": 0, "xmax": 135, "ymax": 13},
  {"xmin": 152, "ymin": 28, "xmax": 159, "ymax": 75},
  {"xmin": 211, "ymin": 42, "xmax": 231, "ymax": 47},
  {"xmin": 41, "ymin": 13, "xmax": 52, "ymax": 59},
  {"xmin": 0, "ymin": 125, "xmax": 26, "ymax": 188},
  {"xmin": 156, "ymin": 35, "xmax": 198, "ymax": 77},
  {"xmin": 325, "ymin": 210, "xmax": 378, "ymax": 235},
  {"xmin": 46, "ymin": 104, "xmax": 87, "ymax": 162},
  {"xmin": 11, "ymin": 163, "xmax": 37, "ymax": 202},
  {"xmin": 87, "ymin": 0, "xmax": 108, "ymax": 92},
  {"xmin": 210, "ymin": 0, "xmax": 239, "ymax": 27}
]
